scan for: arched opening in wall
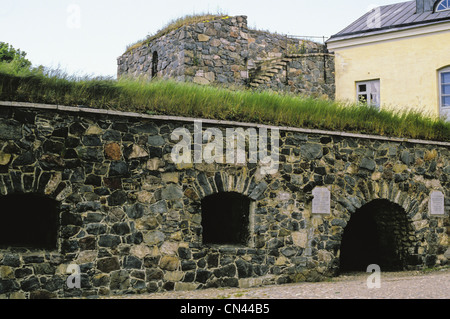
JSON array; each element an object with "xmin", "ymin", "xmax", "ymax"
[
  {"xmin": 0, "ymin": 193, "xmax": 59, "ymax": 250},
  {"xmin": 339, "ymin": 199, "xmax": 416, "ymax": 273},
  {"xmin": 201, "ymin": 192, "xmax": 252, "ymax": 246},
  {"xmin": 151, "ymin": 51, "xmax": 158, "ymax": 79}
]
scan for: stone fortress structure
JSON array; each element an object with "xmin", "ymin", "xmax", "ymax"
[
  {"xmin": 0, "ymin": 15, "xmax": 448, "ymax": 299},
  {"xmin": 0, "ymin": 101, "xmax": 448, "ymax": 298},
  {"xmin": 117, "ymin": 16, "xmax": 335, "ymax": 99}
]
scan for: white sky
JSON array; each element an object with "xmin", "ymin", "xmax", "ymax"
[{"xmin": 0, "ymin": 0, "xmax": 403, "ymax": 78}]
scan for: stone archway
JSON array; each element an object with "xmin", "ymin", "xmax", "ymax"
[
  {"xmin": 188, "ymin": 170, "xmax": 268, "ymax": 247},
  {"xmin": 339, "ymin": 199, "xmax": 418, "ymax": 272},
  {"xmin": 0, "ymin": 170, "xmax": 72, "ymax": 251}
]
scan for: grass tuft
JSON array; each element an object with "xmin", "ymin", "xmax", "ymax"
[
  {"xmin": 0, "ymin": 64, "xmax": 449, "ymax": 142},
  {"xmin": 126, "ymin": 13, "xmax": 229, "ymax": 52}
]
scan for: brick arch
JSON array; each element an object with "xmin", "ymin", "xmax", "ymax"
[
  {"xmin": 333, "ymin": 178, "xmax": 439, "ymax": 270},
  {"xmin": 191, "ymin": 170, "xmax": 269, "ymax": 201},
  {"xmin": 335, "ymin": 179, "xmax": 429, "ymax": 233},
  {"xmin": 339, "ymin": 199, "xmax": 419, "ymax": 271},
  {"xmin": 0, "ymin": 170, "xmax": 72, "ymax": 202},
  {"xmin": 187, "ymin": 170, "xmax": 270, "ymax": 248},
  {"xmin": 0, "ymin": 170, "xmax": 73, "ymax": 252}
]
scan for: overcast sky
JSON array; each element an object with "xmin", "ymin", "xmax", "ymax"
[{"xmin": 0, "ymin": 0, "xmax": 403, "ymax": 77}]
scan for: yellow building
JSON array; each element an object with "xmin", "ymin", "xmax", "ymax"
[{"xmin": 327, "ymin": 0, "xmax": 450, "ymax": 121}]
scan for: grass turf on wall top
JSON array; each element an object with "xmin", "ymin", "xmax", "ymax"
[
  {"xmin": 126, "ymin": 13, "xmax": 230, "ymax": 53},
  {"xmin": 0, "ymin": 64, "xmax": 449, "ymax": 142}
]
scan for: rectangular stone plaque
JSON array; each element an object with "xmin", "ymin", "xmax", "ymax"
[
  {"xmin": 429, "ymin": 191, "xmax": 445, "ymax": 216},
  {"xmin": 312, "ymin": 187, "xmax": 331, "ymax": 215}
]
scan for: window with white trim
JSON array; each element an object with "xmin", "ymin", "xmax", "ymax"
[
  {"xmin": 435, "ymin": 0, "xmax": 450, "ymax": 12},
  {"xmin": 356, "ymin": 80, "xmax": 380, "ymax": 108},
  {"xmin": 440, "ymin": 67, "xmax": 450, "ymax": 108}
]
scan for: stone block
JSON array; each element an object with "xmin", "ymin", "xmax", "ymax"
[
  {"xmin": 0, "ymin": 152, "xmax": 11, "ymax": 165},
  {"xmin": 174, "ymin": 282, "xmax": 198, "ymax": 291},
  {"xmin": 162, "ymin": 172, "xmax": 179, "ymax": 184},
  {"xmin": 198, "ymin": 34, "xmax": 210, "ymax": 42},
  {"xmin": 128, "ymin": 144, "xmax": 148, "ymax": 159},
  {"xmin": 164, "ymin": 271, "xmax": 184, "ymax": 281},
  {"xmin": 159, "ymin": 256, "xmax": 180, "ymax": 271},
  {"xmin": 104, "ymin": 143, "xmax": 121, "ymax": 160},
  {"xmin": 97, "ymin": 257, "xmax": 120, "ymax": 273},
  {"xmin": 0, "ymin": 266, "xmax": 14, "ymax": 279},
  {"xmin": 161, "ymin": 184, "xmax": 183, "ymax": 200},
  {"xmin": 143, "ymin": 231, "xmax": 165, "ymax": 246},
  {"xmin": 193, "ymin": 76, "xmax": 210, "ymax": 85}
]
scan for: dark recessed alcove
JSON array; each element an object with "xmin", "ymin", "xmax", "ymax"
[
  {"xmin": 339, "ymin": 199, "xmax": 416, "ymax": 272},
  {"xmin": 0, "ymin": 193, "xmax": 59, "ymax": 250},
  {"xmin": 201, "ymin": 192, "xmax": 251, "ymax": 246}
]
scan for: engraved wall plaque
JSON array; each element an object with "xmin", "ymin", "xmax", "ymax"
[
  {"xmin": 312, "ymin": 187, "xmax": 331, "ymax": 215},
  {"xmin": 429, "ymin": 191, "xmax": 445, "ymax": 216}
]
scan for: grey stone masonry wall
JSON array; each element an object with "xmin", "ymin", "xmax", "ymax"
[
  {"xmin": 117, "ymin": 16, "xmax": 249, "ymax": 86},
  {"xmin": 0, "ymin": 102, "xmax": 448, "ymax": 299},
  {"xmin": 117, "ymin": 16, "xmax": 335, "ymax": 99},
  {"xmin": 183, "ymin": 16, "xmax": 249, "ymax": 86},
  {"xmin": 248, "ymin": 53, "xmax": 335, "ymax": 99},
  {"xmin": 117, "ymin": 28, "xmax": 185, "ymax": 81},
  {"xmin": 246, "ymin": 30, "xmax": 335, "ymax": 98}
]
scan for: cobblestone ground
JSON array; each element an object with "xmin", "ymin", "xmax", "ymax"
[{"xmin": 101, "ymin": 268, "xmax": 449, "ymax": 299}]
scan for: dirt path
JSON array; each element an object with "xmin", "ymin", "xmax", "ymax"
[{"xmin": 100, "ymin": 268, "xmax": 449, "ymax": 299}]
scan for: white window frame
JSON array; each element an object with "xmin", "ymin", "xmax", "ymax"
[
  {"xmin": 439, "ymin": 67, "xmax": 450, "ymax": 108},
  {"xmin": 435, "ymin": 0, "xmax": 450, "ymax": 12},
  {"xmin": 356, "ymin": 79, "xmax": 380, "ymax": 108}
]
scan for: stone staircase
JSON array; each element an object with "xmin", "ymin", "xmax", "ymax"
[{"xmin": 248, "ymin": 57, "xmax": 291, "ymax": 88}]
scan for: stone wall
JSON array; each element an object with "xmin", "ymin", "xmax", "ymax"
[
  {"xmin": 248, "ymin": 53, "xmax": 335, "ymax": 98},
  {"xmin": 117, "ymin": 28, "xmax": 185, "ymax": 81},
  {"xmin": 118, "ymin": 16, "xmax": 249, "ymax": 86},
  {"xmin": 245, "ymin": 29, "xmax": 335, "ymax": 98},
  {"xmin": 183, "ymin": 16, "xmax": 249, "ymax": 86},
  {"xmin": 117, "ymin": 16, "xmax": 335, "ymax": 98},
  {"xmin": 0, "ymin": 102, "xmax": 448, "ymax": 299}
]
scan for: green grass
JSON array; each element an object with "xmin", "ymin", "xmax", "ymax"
[{"xmin": 0, "ymin": 63, "xmax": 449, "ymax": 142}]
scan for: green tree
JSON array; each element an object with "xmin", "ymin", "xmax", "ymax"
[{"xmin": 0, "ymin": 42, "xmax": 32, "ymax": 69}]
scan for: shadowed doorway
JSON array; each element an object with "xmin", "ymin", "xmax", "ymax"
[
  {"xmin": 339, "ymin": 199, "xmax": 416, "ymax": 273},
  {"xmin": 201, "ymin": 192, "xmax": 251, "ymax": 246},
  {"xmin": 0, "ymin": 193, "xmax": 59, "ymax": 249}
]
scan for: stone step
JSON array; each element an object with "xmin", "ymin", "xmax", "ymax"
[
  {"xmin": 252, "ymin": 79, "xmax": 265, "ymax": 84},
  {"xmin": 273, "ymin": 63, "xmax": 286, "ymax": 69},
  {"xmin": 260, "ymin": 65, "xmax": 281, "ymax": 72},
  {"xmin": 265, "ymin": 69, "xmax": 279, "ymax": 75},
  {"xmin": 249, "ymin": 57, "xmax": 289, "ymax": 87}
]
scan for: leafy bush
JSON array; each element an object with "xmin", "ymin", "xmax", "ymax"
[{"xmin": 0, "ymin": 42, "xmax": 32, "ymax": 73}]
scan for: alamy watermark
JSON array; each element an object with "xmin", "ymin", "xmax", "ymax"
[
  {"xmin": 66, "ymin": 4, "xmax": 82, "ymax": 29},
  {"xmin": 66, "ymin": 264, "xmax": 81, "ymax": 289},
  {"xmin": 366, "ymin": 264, "xmax": 381, "ymax": 289},
  {"xmin": 366, "ymin": 5, "xmax": 382, "ymax": 29},
  {"xmin": 170, "ymin": 121, "xmax": 280, "ymax": 175}
]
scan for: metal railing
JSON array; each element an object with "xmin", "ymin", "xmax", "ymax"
[
  {"xmin": 284, "ymin": 35, "xmax": 330, "ymax": 55},
  {"xmin": 286, "ymin": 35, "xmax": 329, "ymax": 44}
]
